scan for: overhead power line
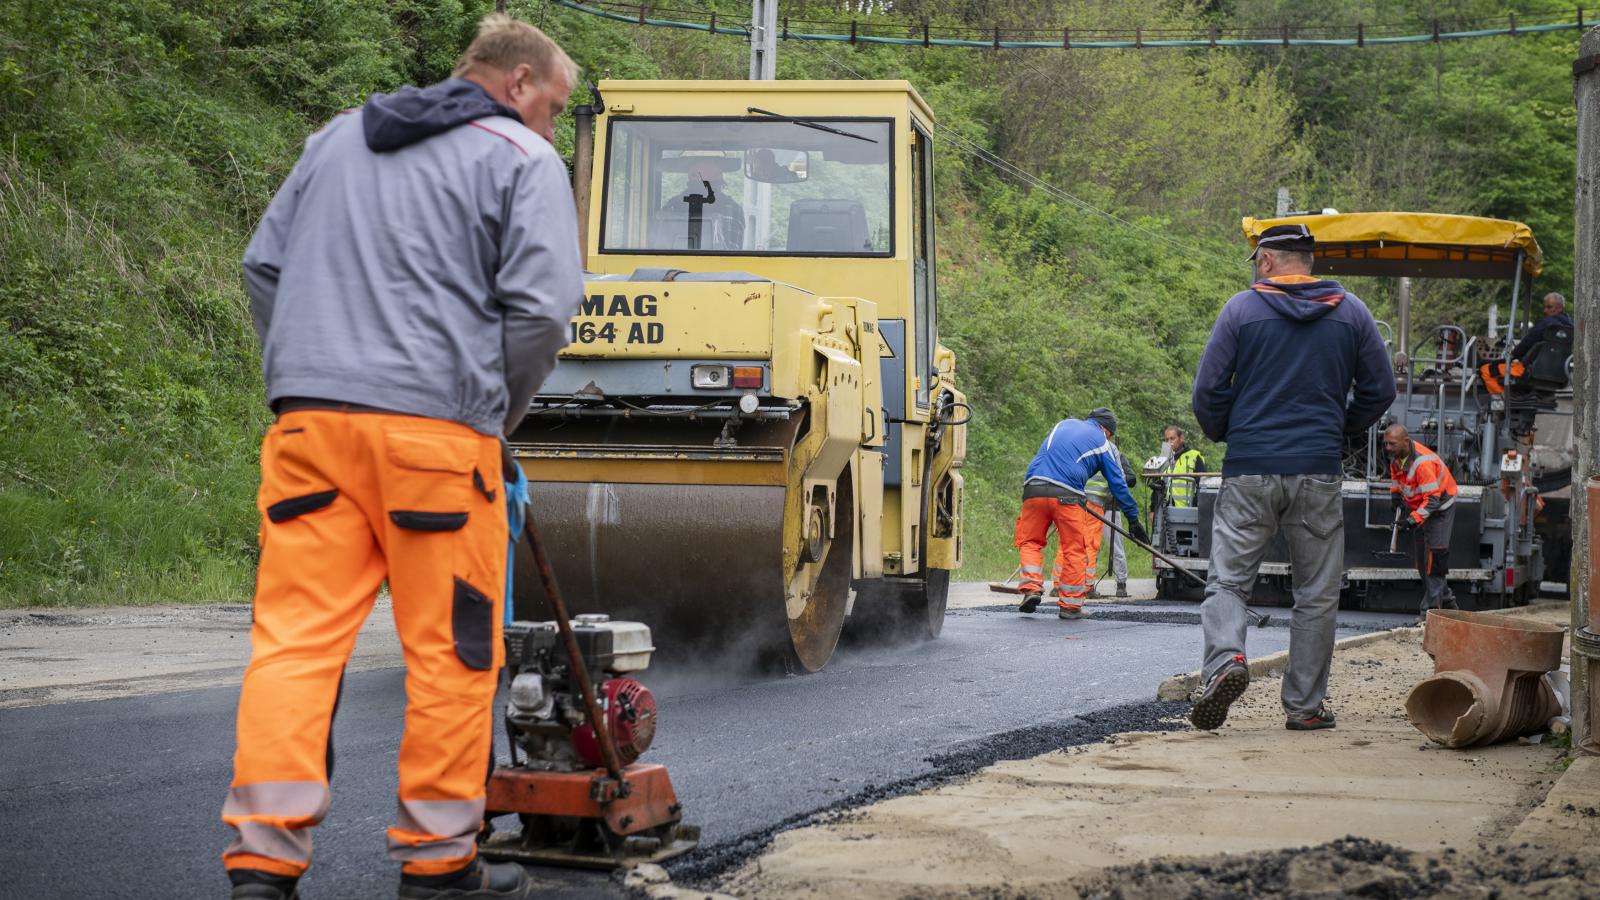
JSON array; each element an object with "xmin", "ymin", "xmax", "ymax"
[
  {"xmin": 793, "ymin": 41, "xmax": 1237, "ymax": 266},
  {"xmin": 552, "ymin": 0, "xmax": 1592, "ymax": 49}
]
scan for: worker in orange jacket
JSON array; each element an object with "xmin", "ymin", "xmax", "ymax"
[
  {"xmin": 225, "ymin": 16, "xmax": 582, "ymax": 900},
  {"xmin": 1383, "ymin": 424, "xmax": 1460, "ymax": 623}
]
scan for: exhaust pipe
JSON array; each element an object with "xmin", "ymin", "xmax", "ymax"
[
  {"xmin": 570, "ymin": 81, "xmax": 602, "ymax": 270},
  {"xmin": 1405, "ymin": 609, "xmax": 1564, "ymax": 748}
]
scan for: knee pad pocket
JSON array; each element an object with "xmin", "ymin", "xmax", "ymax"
[{"xmin": 451, "ymin": 578, "xmax": 495, "ymax": 670}]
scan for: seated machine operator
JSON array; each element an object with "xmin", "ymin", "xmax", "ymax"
[
  {"xmin": 1479, "ymin": 292, "xmax": 1571, "ymax": 395},
  {"xmin": 656, "ymin": 156, "xmax": 745, "ymax": 252}
]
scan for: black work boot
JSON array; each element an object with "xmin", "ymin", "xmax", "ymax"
[
  {"xmin": 229, "ymin": 870, "xmax": 299, "ymax": 900},
  {"xmin": 1189, "ymin": 656, "xmax": 1249, "ymax": 731},
  {"xmin": 1114, "ymin": 583, "xmax": 1129, "ymax": 599},
  {"xmin": 398, "ymin": 858, "xmax": 531, "ymax": 900},
  {"xmin": 1018, "ymin": 591, "xmax": 1043, "ymax": 614}
]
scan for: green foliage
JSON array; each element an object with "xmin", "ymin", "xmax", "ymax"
[
  {"xmin": 1229, "ymin": 0, "xmax": 1580, "ymax": 309},
  {"xmin": 940, "ymin": 184, "xmax": 1237, "ymax": 576},
  {"xmin": 0, "ymin": 0, "xmax": 493, "ymax": 605},
  {"xmin": 0, "ymin": 0, "xmax": 1581, "ymax": 598}
]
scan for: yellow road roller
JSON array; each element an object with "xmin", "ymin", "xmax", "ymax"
[{"xmin": 510, "ymin": 80, "xmax": 967, "ymax": 672}]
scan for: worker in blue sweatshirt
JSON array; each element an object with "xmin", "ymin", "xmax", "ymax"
[
  {"xmin": 1186, "ymin": 223, "xmax": 1395, "ymax": 735},
  {"xmin": 1014, "ymin": 408, "xmax": 1147, "ymax": 619}
]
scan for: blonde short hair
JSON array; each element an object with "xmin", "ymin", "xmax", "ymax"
[{"xmin": 453, "ymin": 14, "xmax": 579, "ymax": 87}]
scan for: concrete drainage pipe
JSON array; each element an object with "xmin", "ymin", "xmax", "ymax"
[{"xmin": 1405, "ymin": 610, "xmax": 1565, "ymax": 748}]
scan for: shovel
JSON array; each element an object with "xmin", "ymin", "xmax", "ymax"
[
  {"xmin": 1064, "ymin": 491, "xmax": 1270, "ymax": 629},
  {"xmin": 1373, "ymin": 508, "xmax": 1410, "ymax": 562}
]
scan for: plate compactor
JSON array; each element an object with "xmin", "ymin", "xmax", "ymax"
[{"xmin": 479, "ymin": 520, "xmax": 698, "ymax": 869}]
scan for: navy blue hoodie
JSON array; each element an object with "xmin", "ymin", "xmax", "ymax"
[
  {"xmin": 1191, "ymin": 275, "xmax": 1395, "ymax": 476},
  {"xmin": 362, "ymin": 78, "xmax": 522, "ymax": 152}
]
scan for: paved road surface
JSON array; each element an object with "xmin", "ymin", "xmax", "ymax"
[{"xmin": 0, "ymin": 595, "xmax": 1409, "ymax": 899}]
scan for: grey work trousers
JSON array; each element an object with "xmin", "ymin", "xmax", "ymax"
[
  {"xmin": 1201, "ymin": 473, "xmax": 1344, "ymax": 717},
  {"xmin": 1101, "ymin": 511, "xmax": 1128, "ymax": 584},
  {"xmin": 1412, "ymin": 503, "xmax": 1457, "ymax": 612}
]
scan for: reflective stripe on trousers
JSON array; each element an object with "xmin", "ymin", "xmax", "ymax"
[
  {"xmin": 221, "ymin": 781, "xmax": 331, "ymax": 876},
  {"xmin": 387, "ymin": 797, "xmax": 486, "ymax": 864}
]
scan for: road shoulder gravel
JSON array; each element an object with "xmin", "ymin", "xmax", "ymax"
[
  {"xmin": 715, "ymin": 604, "xmax": 1579, "ymax": 899},
  {"xmin": 0, "ymin": 600, "xmax": 402, "ymax": 708}
]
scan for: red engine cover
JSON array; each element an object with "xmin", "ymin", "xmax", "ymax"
[{"xmin": 571, "ymin": 678, "xmax": 656, "ymax": 768}]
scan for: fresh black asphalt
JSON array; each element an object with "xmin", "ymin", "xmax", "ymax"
[{"xmin": 0, "ymin": 604, "xmax": 1409, "ymax": 899}]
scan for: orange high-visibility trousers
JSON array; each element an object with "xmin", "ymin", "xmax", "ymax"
[
  {"xmin": 222, "ymin": 410, "xmax": 508, "ymax": 880},
  {"xmin": 1078, "ymin": 502, "xmax": 1107, "ymax": 591},
  {"xmin": 1015, "ymin": 497, "xmax": 1095, "ymax": 598}
]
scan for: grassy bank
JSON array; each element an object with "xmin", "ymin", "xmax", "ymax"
[{"xmin": 0, "ymin": 0, "xmax": 1579, "ymax": 603}]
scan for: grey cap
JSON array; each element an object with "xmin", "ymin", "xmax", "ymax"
[{"xmin": 1087, "ymin": 407, "xmax": 1117, "ymax": 435}]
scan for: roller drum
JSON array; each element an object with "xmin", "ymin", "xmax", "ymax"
[{"xmin": 513, "ymin": 481, "xmax": 789, "ymax": 668}]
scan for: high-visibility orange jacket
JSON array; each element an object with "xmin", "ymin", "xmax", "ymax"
[{"xmin": 1389, "ymin": 439, "xmax": 1458, "ymax": 526}]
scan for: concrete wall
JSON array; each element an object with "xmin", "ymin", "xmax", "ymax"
[{"xmin": 1574, "ymin": 27, "xmax": 1599, "ymax": 753}]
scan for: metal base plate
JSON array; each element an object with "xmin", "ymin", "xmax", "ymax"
[{"xmin": 479, "ymin": 823, "xmax": 700, "ymax": 870}]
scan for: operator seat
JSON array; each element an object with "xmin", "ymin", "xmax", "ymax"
[
  {"xmin": 786, "ymin": 199, "xmax": 869, "ymax": 253},
  {"xmin": 1521, "ymin": 323, "xmax": 1573, "ymax": 392},
  {"xmin": 1506, "ymin": 323, "xmax": 1571, "ymax": 434}
]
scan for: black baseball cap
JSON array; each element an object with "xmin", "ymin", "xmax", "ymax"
[
  {"xmin": 1087, "ymin": 407, "xmax": 1117, "ymax": 435},
  {"xmin": 1247, "ymin": 223, "xmax": 1315, "ymax": 261}
]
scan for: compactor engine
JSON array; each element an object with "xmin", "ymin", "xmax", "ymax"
[
  {"xmin": 509, "ymin": 80, "xmax": 968, "ymax": 672},
  {"xmin": 502, "ymin": 615, "xmax": 657, "ymax": 770},
  {"xmin": 481, "ymin": 615, "xmax": 698, "ymax": 866}
]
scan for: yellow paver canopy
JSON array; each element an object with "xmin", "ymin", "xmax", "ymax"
[{"xmin": 1242, "ymin": 212, "xmax": 1542, "ymax": 280}]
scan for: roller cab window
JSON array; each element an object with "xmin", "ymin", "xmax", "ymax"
[{"xmin": 600, "ymin": 118, "xmax": 893, "ymax": 256}]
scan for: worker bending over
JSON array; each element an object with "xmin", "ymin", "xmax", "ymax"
[
  {"xmin": 1014, "ymin": 408, "xmax": 1147, "ymax": 619},
  {"xmin": 224, "ymin": 15, "xmax": 583, "ymax": 900},
  {"xmin": 1384, "ymin": 424, "xmax": 1460, "ymax": 623}
]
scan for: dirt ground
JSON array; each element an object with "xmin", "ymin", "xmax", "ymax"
[
  {"xmin": 718, "ymin": 607, "xmax": 1577, "ymax": 899},
  {"xmin": 1073, "ymin": 836, "xmax": 1597, "ymax": 899}
]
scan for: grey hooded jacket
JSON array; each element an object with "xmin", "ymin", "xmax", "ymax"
[{"xmin": 243, "ymin": 78, "xmax": 584, "ymax": 437}]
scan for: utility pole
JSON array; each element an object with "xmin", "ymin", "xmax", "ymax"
[
  {"xmin": 1275, "ymin": 186, "xmax": 1291, "ymax": 217},
  {"xmin": 745, "ymin": 0, "xmax": 778, "ymax": 250},
  {"xmin": 1571, "ymin": 26, "xmax": 1599, "ymax": 756},
  {"xmin": 749, "ymin": 0, "xmax": 778, "ymax": 79}
]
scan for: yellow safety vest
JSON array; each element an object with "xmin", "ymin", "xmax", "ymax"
[{"xmin": 1169, "ymin": 447, "xmax": 1204, "ymax": 507}]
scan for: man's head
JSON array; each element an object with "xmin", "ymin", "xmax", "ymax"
[
  {"xmin": 1382, "ymin": 422, "xmax": 1411, "ymax": 457},
  {"xmin": 1087, "ymin": 407, "xmax": 1117, "ymax": 438},
  {"xmin": 454, "ymin": 14, "xmax": 577, "ymax": 143},
  {"xmin": 1163, "ymin": 425, "xmax": 1185, "ymax": 453},
  {"xmin": 686, "ymin": 157, "xmax": 728, "ymax": 188},
  {"xmin": 1249, "ymin": 224, "xmax": 1315, "ymax": 279},
  {"xmin": 1543, "ymin": 292, "xmax": 1566, "ymax": 318}
]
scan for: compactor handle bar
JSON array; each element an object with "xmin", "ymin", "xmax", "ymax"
[{"xmin": 521, "ymin": 514, "xmax": 630, "ymax": 788}]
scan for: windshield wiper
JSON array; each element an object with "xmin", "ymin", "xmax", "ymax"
[{"xmin": 746, "ymin": 107, "xmax": 877, "ymax": 143}]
